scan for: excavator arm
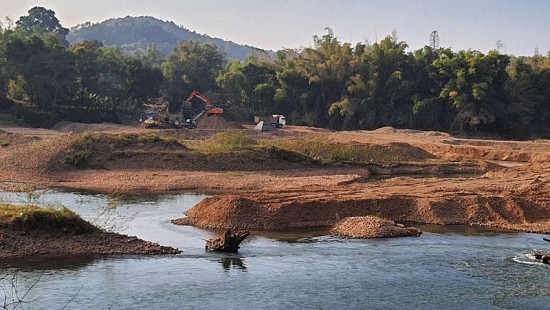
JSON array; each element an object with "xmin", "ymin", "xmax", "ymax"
[
  {"xmin": 186, "ymin": 91, "xmax": 212, "ymax": 107},
  {"xmin": 185, "ymin": 91, "xmax": 223, "ymax": 115}
]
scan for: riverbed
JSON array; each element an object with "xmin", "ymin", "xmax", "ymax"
[{"xmin": 0, "ymin": 189, "xmax": 549, "ymax": 309}]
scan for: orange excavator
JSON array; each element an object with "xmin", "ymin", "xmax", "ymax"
[{"xmin": 185, "ymin": 91, "xmax": 223, "ymax": 115}]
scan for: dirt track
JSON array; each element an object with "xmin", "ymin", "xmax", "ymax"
[{"xmin": 1, "ymin": 123, "xmax": 549, "ymax": 234}]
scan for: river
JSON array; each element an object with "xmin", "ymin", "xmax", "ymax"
[{"xmin": 0, "ymin": 189, "xmax": 549, "ymax": 309}]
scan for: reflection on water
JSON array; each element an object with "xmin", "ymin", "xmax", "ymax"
[
  {"xmin": 0, "ymin": 256, "xmax": 97, "ymax": 272},
  {"xmin": 413, "ymin": 223, "xmax": 515, "ymax": 236},
  {"xmin": 220, "ymin": 256, "xmax": 247, "ymax": 271},
  {"xmin": 255, "ymin": 229, "xmax": 330, "ymax": 244}
]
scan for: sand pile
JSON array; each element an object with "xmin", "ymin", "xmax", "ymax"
[
  {"xmin": 172, "ymin": 195, "xmax": 263, "ymax": 230},
  {"xmin": 196, "ymin": 115, "xmax": 240, "ymax": 130},
  {"xmin": 330, "ymin": 216, "xmax": 421, "ymax": 238},
  {"xmin": 173, "ymin": 187, "xmax": 550, "ymax": 233},
  {"xmin": 372, "ymin": 126, "xmax": 450, "ymax": 137},
  {"xmin": 51, "ymin": 121, "xmax": 129, "ymax": 133}
]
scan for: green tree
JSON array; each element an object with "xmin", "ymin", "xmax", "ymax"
[
  {"xmin": 70, "ymin": 40, "xmax": 104, "ymax": 109},
  {"xmin": 216, "ymin": 60, "xmax": 249, "ymax": 107},
  {"xmin": 411, "ymin": 47, "xmax": 455, "ymax": 130},
  {"xmin": 295, "ymin": 28, "xmax": 351, "ymax": 127},
  {"xmin": 432, "ymin": 50, "xmax": 509, "ymax": 131},
  {"xmin": 16, "ymin": 7, "xmax": 69, "ymax": 45},
  {"xmin": 504, "ymin": 56, "xmax": 550, "ymax": 136},
  {"xmin": 125, "ymin": 57, "xmax": 163, "ymax": 106},
  {"xmin": 94, "ymin": 47, "xmax": 158, "ymax": 110},
  {"xmin": 70, "ymin": 41, "xmax": 162, "ymax": 110},
  {"xmin": 317, "ymin": 33, "xmax": 414, "ymax": 130},
  {"xmin": 161, "ymin": 41, "xmax": 224, "ymax": 104},
  {"xmin": 137, "ymin": 43, "xmax": 165, "ymax": 68},
  {"xmin": 274, "ymin": 49, "xmax": 310, "ymax": 123},
  {"xmin": 217, "ymin": 55, "xmax": 280, "ymax": 116},
  {"xmin": 4, "ymin": 33, "xmax": 75, "ymax": 108},
  {"xmin": 0, "ymin": 27, "xmax": 7, "ymax": 93}
]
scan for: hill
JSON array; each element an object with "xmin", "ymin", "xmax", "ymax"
[{"xmin": 67, "ymin": 16, "xmax": 271, "ymax": 61}]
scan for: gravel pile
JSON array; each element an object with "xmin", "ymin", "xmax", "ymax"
[
  {"xmin": 330, "ymin": 216, "xmax": 421, "ymax": 239},
  {"xmin": 196, "ymin": 115, "xmax": 240, "ymax": 129}
]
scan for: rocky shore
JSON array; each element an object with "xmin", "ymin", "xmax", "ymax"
[{"xmin": 0, "ymin": 228, "xmax": 181, "ymax": 259}]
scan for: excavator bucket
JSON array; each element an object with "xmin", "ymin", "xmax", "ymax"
[{"xmin": 208, "ymin": 107, "xmax": 224, "ymax": 115}]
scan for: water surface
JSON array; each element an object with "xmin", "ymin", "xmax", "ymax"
[{"xmin": 0, "ymin": 189, "xmax": 549, "ymax": 309}]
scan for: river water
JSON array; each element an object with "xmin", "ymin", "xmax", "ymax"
[{"xmin": 0, "ymin": 189, "xmax": 549, "ymax": 309}]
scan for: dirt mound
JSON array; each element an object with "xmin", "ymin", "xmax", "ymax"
[
  {"xmin": 1, "ymin": 131, "xmax": 319, "ymax": 179},
  {"xmin": 0, "ymin": 227, "xmax": 181, "ymax": 259},
  {"xmin": 0, "ymin": 134, "xmax": 77, "ymax": 179},
  {"xmin": 330, "ymin": 216, "xmax": 421, "ymax": 238},
  {"xmin": 372, "ymin": 126, "xmax": 450, "ymax": 137},
  {"xmin": 60, "ymin": 133, "xmax": 318, "ymax": 172},
  {"xmin": 0, "ymin": 130, "xmax": 39, "ymax": 147},
  {"xmin": 174, "ymin": 195, "xmax": 421, "ymax": 231},
  {"xmin": 58, "ymin": 133, "xmax": 188, "ymax": 170},
  {"xmin": 0, "ymin": 204, "xmax": 180, "ymax": 259},
  {"xmin": 172, "ymin": 195, "xmax": 264, "ymax": 230},
  {"xmin": 424, "ymin": 143, "xmax": 544, "ymax": 162},
  {"xmin": 196, "ymin": 115, "xmax": 241, "ymax": 129},
  {"xmin": 373, "ymin": 126, "xmax": 400, "ymax": 134},
  {"xmin": 174, "ymin": 186, "xmax": 550, "ymax": 233},
  {"xmin": 51, "ymin": 121, "xmax": 130, "ymax": 133}
]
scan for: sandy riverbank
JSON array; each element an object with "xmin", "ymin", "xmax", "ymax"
[{"xmin": 1, "ymin": 123, "xmax": 549, "ymax": 238}]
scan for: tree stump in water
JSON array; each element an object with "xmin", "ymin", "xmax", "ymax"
[{"xmin": 205, "ymin": 229, "xmax": 249, "ymax": 253}]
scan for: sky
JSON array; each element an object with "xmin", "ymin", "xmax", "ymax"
[{"xmin": 1, "ymin": 0, "xmax": 550, "ymax": 56}]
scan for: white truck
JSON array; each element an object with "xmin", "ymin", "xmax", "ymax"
[{"xmin": 254, "ymin": 115, "xmax": 286, "ymax": 128}]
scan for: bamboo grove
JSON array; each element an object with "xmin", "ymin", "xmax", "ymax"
[{"xmin": 1, "ymin": 8, "xmax": 549, "ymax": 138}]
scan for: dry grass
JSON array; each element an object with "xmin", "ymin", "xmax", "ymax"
[
  {"xmin": 63, "ymin": 132, "xmax": 188, "ymax": 167},
  {"xmin": 0, "ymin": 204, "xmax": 97, "ymax": 233},
  {"xmin": 198, "ymin": 130, "xmax": 256, "ymax": 153},
  {"xmin": 264, "ymin": 134, "xmax": 434, "ymax": 164}
]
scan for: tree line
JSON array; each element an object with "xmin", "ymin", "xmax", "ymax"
[{"xmin": 1, "ymin": 7, "xmax": 549, "ymax": 138}]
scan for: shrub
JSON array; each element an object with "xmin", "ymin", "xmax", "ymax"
[
  {"xmin": 264, "ymin": 146, "xmax": 318, "ymax": 164},
  {"xmin": 198, "ymin": 130, "xmax": 256, "ymax": 153},
  {"xmin": 1, "ymin": 204, "xmax": 97, "ymax": 234},
  {"xmin": 63, "ymin": 149, "xmax": 92, "ymax": 167}
]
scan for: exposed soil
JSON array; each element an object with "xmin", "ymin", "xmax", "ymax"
[
  {"xmin": 0, "ymin": 121, "xmax": 549, "ymax": 244},
  {"xmin": 0, "ymin": 208, "xmax": 181, "ymax": 259},
  {"xmin": 196, "ymin": 114, "xmax": 242, "ymax": 130},
  {"xmin": 329, "ymin": 216, "xmax": 422, "ymax": 238},
  {"xmin": 51, "ymin": 121, "xmax": 133, "ymax": 133},
  {"xmin": 0, "ymin": 226, "xmax": 181, "ymax": 259}
]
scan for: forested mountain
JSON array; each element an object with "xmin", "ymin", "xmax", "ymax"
[{"xmin": 67, "ymin": 16, "xmax": 270, "ymax": 61}]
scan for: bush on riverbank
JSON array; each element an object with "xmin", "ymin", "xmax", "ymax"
[{"xmin": 0, "ymin": 204, "xmax": 98, "ymax": 234}]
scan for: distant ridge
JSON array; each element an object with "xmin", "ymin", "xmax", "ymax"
[{"xmin": 68, "ymin": 16, "xmax": 271, "ymax": 61}]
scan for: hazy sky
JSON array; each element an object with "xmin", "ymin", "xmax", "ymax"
[{"xmin": 1, "ymin": 0, "xmax": 549, "ymax": 56}]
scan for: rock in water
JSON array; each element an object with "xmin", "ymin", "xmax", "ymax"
[{"xmin": 205, "ymin": 229, "xmax": 249, "ymax": 253}]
